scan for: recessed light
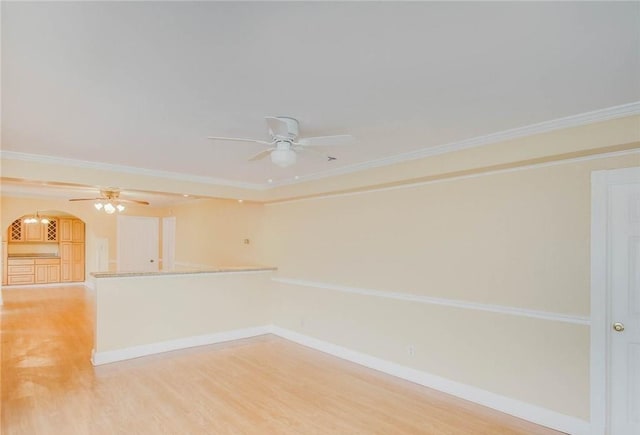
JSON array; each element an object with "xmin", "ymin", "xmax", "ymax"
[
  {"xmin": 294, "ymin": 175, "xmax": 299, "ymax": 180},
  {"xmin": 267, "ymin": 179, "xmax": 273, "ymax": 183},
  {"xmin": 183, "ymin": 194, "xmax": 189, "ymax": 197},
  {"xmin": 238, "ymin": 199, "xmax": 244, "ymax": 203}
]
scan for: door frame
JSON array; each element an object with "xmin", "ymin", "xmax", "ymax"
[
  {"xmin": 162, "ymin": 216, "xmax": 176, "ymax": 270},
  {"xmin": 591, "ymin": 166, "xmax": 640, "ymax": 434}
]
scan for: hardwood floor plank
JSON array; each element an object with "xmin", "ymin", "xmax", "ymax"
[{"xmin": 1, "ymin": 286, "xmax": 563, "ymax": 434}]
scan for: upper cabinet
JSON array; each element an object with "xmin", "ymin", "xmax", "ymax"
[
  {"xmin": 72, "ymin": 220, "xmax": 85, "ymax": 242},
  {"xmin": 59, "ymin": 218, "xmax": 84, "ymax": 242},
  {"xmin": 59, "ymin": 219, "xmax": 72, "ymax": 242},
  {"xmin": 9, "ymin": 218, "xmax": 58, "ymax": 243}
]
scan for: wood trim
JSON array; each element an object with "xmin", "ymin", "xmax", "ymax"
[{"xmin": 273, "ymin": 277, "xmax": 590, "ymax": 325}]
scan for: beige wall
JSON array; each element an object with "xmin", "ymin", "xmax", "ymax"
[
  {"xmin": 167, "ymin": 198, "xmax": 264, "ymax": 267},
  {"xmin": 256, "ymin": 152, "xmax": 640, "ymax": 420},
  {"xmin": 94, "ymin": 271, "xmax": 273, "ymax": 353}
]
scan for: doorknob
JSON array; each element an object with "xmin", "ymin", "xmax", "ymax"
[
  {"xmin": 613, "ymin": 322, "xmax": 625, "ymax": 332},
  {"xmin": 150, "ymin": 259, "xmax": 154, "ymax": 263}
]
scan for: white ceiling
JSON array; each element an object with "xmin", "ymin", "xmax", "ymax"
[{"xmin": 2, "ymin": 1, "xmax": 639, "ymax": 187}]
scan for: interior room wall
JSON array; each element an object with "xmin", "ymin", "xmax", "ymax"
[
  {"xmin": 167, "ymin": 198, "xmax": 264, "ymax": 267},
  {"xmin": 255, "ymin": 152, "xmax": 639, "ymax": 421}
]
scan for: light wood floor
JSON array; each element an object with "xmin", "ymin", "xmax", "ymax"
[{"xmin": 1, "ymin": 286, "xmax": 563, "ymax": 434}]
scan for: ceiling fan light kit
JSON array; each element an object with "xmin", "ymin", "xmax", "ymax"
[
  {"xmin": 70, "ymin": 189, "xmax": 149, "ymax": 214},
  {"xmin": 23, "ymin": 211, "xmax": 50, "ymax": 224},
  {"xmin": 270, "ymin": 142, "xmax": 297, "ymax": 167},
  {"xmin": 208, "ymin": 116, "xmax": 354, "ymax": 168},
  {"xmin": 94, "ymin": 202, "xmax": 126, "ymax": 214}
]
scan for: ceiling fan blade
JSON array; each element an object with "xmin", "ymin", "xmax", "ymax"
[
  {"xmin": 117, "ymin": 199, "xmax": 150, "ymax": 205},
  {"xmin": 265, "ymin": 117, "xmax": 291, "ymax": 138},
  {"xmin": 248, "ymin": 148, "xmax": 274, "ymax": 162},
  {"xmin": 208, "ymin": 136, "xmax": 272, "ymax": 146},
  {"xmin": 69, "ymin": 197, "xmax": 149, "ymax": 205},
  {"xmin": 297, "ymin": 135, "xmax": 355, "ymax": 147}
]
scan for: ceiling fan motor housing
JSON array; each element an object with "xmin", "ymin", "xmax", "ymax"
[{"xmin": 271, "ymin": 117, "xmax": 299, "ymax": 140}]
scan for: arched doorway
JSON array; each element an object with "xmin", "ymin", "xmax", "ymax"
[{"xmin": 2, "ymin": 211, "xmax": 86, "ymax": 286}]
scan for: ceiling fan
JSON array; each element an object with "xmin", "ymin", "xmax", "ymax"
[
  {"xmin": 208, "ymin": 117, "xmax": 355, "ymax": 168},
  {"xmin": 69, "ymin": 189, "xmax": 149, "ymax": 214}
]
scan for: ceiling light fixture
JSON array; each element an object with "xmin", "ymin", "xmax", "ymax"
[
  {"xmin": 270, "ymin": 142, "xmax": 297, "ymax": 168},
  {"xmin": 94, "ymin": 201, "xmax": 125, "ymax": 214},
  {"xmin": 23, "ymin": 211, "xmax": 50, "ymax": 224}
]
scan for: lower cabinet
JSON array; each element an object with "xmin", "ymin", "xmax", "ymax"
[
  {"xmin": 8, "ymin": 258, "xmax": 61, "ymax": 285},
  {"xmin": 35, "ymin": 261, "xmax": 61, "ymax": 284}
]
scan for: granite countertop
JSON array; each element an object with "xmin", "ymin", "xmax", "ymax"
[{"xmin": 90, "ymin": 265, "xmax": 277, "ymax": 278}]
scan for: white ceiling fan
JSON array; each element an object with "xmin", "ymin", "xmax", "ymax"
[{"xmin": 208, "ymin": 117, "xmax": 355, "ymax": 168}]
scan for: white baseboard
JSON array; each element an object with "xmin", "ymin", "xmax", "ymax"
[
  {"xmin": 91, "ymin": 325, "xmax": 271, "ymax": 366},
  {"xmin": 269, "ymin": 326, "xmax": 591, "ymax": 435}
]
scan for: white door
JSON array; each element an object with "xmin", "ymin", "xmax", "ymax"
[
  {"xmin": 117, "ymin": 216, "xmax": 159, "ymax": 272},
  {"xmin": 610, "ymin": 181, "xmax": 640, "ymax": 434}
]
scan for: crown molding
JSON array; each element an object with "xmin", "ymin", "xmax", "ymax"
[
  {"xmin": 2, "ymin": 102, "xmax": 638, "ymax": 191},
  {"xmin": 0, "ymin": 151, "xmax": 267, "ymax": 191},
  {"xmin": 270, "ymin": 101, "xmax": 640, "ymax": 188},
  {"xmin": 266, "ymin": 148, "xmax": 640, "ymax": 206}
]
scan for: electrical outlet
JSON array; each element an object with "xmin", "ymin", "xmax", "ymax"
[{"xmin": 407, "ymin": 345, "xmax": 415, "ymax": 357}]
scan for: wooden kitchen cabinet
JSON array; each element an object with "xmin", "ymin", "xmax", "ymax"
[
  {"xmin": 60, "ymin": 243, "xmax": 72, "ymax": 282},
  {"xmin": 8, "ymin": 274, "xmax": 35, "ymax": 285},
  {"xmin": 60, "ymin": 242, "xmax": 83, "ymax": 282},
  {"xmin": 60, "ymin": 218, "xmax": 84, "ymax": 242},
  {"xmin": 8, "ymin": 260, "xmax": 35, "ymax": 275},
  {"xmin": 35, "ymin": 259, "xmax": 61, "ymax": 284},
  {"xmin": 5, "ymin": 216, "xmax": 84, "ymax": 285},
  {"xmin": 7, "ymin": 258, "xmax": 60, "ymax": 285},
  {"xmin": 72, "ymin": 220, "xmax": 85, "ymax": 242},
  {"xmin": 25, "ymin": 222, "xmax": 44, "ymax": 242},
  {"xmin": 35, "ymin": 264, "xmax": 47, "ymax": 283},
  {"xmin": 71, "ymin": 243, "xmax": 84, "ymax": 281},
  {"xmin": 59, "ymin": 219, "xmax": 72, "ymax": 242},
  {"xmin": 8, "ymin": 218, "xmax": 58, "ymax": 243}
]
